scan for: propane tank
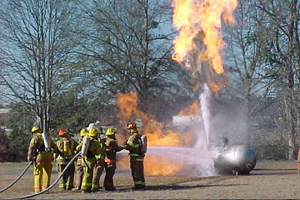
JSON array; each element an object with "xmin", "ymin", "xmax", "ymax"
[
  {"xmin": 63, "ymin": 139, "xmax": 71, "ymax": 157},
  {"xmin": 81, "ymin": 135, "xmax": 90, "ymax": 157},
  {"xmin": 214, "ymin": 144, "xmax": 256, "ymax": 175},
  {"xmin": 42, "ymin": 131, "xmax": 51, "ymax": 152}
]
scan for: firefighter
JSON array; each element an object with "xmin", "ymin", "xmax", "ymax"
[
  {"xmin": 27, "ymin": 126, "xmax": 59, "ymax": 193},
  {"xmin": 85, "ymin": 122, "xmax": 105, "ymax": 191},
  {"xmin": 76, "ymin": 127, "xmax": 100, "ymax": 193},
  {"xmin": 92, "ymin": 130, "xmax": 106, "ymax": 191},
  {"xmin": 55, "ymin": 128, "xmax": 78, "ymax": 191},
  {"xmin": 103, "ymin": 127, "xmax": 123, "ymax": 191},
  {"xmin": 73, "ymin": 128, "xmax": 88, "ymax": 190},
  {"xmin": 123, "ymin": 122, "xmax": 146, "ymax": 190}
]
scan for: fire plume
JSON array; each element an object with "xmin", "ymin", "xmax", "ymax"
[{"xmin": 172, "ymin": 0, "xmax": 238, "ymax": 78}]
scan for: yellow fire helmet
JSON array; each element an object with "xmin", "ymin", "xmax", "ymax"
[
  {"xmin": 88, "ymin": 127, "xmax": 100, "ymax": 138},
  {"xmin": 79, "ymin": 128, "xmax": 88, "ymax": 137},
  {"xmin": 31, "ymin": 126, "xmax": 42, "ymax": 134},
  {"xmin": 105, "ymin": 127, "xmax": 116, "ymax": 136}
]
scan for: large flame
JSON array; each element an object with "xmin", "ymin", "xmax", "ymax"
[{"xmin": 172, "ymin": 0, "xmax": 237, "ymax": 86}]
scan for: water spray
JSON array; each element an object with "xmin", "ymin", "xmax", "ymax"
[{"xmin": 199, "ymin": 83, "xmax": 211, "ymax": 147}]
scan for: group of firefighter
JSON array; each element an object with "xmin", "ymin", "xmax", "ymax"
[{"xmin": 27, "ymin": 122, "xmax": 146, "ymax": 194}]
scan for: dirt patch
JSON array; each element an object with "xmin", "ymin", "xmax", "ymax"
[{"xmin": 0, "ymin": 160, "xmax": 299, "ymax": 199}]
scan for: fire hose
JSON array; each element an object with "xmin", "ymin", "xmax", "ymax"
[
  {"xmin": 4, "ymin": 152, "xmax": 81, "ymax": 200},
  {"xmin": 0, "ymin": 161, "xmax": 34, "ymax": 193}
]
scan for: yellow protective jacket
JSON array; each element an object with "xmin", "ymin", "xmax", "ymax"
[
  {"xmin": 76, "ymin": 137, "xmax": 100, "ymax": 158},
  {"xmin": 95, "ymin": 142, "xmax": 105, "ymax": 160},
  {"xmin": 125, "ymin": 133, "xmax": 144, "ymax": 160},
  {"xmin": 104, "ymin": 137, "xmax": 122, "ymax": 163},
  {"xmin": 56, "ymin": 137, "xmax": 78, "ymax": 164},
  {"xmin": 27, "ymin": 133, "xmax": 58, "ymax": 163}
]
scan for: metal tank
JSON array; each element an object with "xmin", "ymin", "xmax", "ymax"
[{"xmin": 214, "ymin": 144, "xmax": 256, "ymax": 175}]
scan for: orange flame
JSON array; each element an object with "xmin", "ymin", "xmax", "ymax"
[
  {"xmin": 178, "ymin": 100, "xmax": 200, "ymax": 116},
  {"xmin": 116, "ymin": 92, "xmax": 193, "ymax": 147},
  {"xmin": 116, "ymin": 92, "xmax": 196, "ymax": 175},
  {"xmin": 172, "ymin": 0, "xmax": 238, "ymax": 87},
  {"xmin": 118, "ymin": 154, "xmax": 185, "ymax": 176}
]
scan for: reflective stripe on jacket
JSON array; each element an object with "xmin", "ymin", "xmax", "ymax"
[
  {"xmin": 27, "ymin": 133, "xmax": 58, "ymax": 162},
  {"xmin": 56, "ymin": 138, "xmax": 77, "ymax": 164},
  {"xmin": 125, "ymin": 133, "xmax": 144, "ymax": 160}
]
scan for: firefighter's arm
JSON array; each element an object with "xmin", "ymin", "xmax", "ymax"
[
  {"xmin": 52, "ymin": 139, "xmax": 63, "ymax": 158},
  {"xmin": 55, "ymin": 140, "xmax": 64, "ymax": 158},
  {"xmin": 111, "ymin": 141, "xmax": 123, "ymax": 152},
  {"xmin": 76, "ymin": 141, "xmax": 83, "ymax": 152},
  {"xmin": 27, "ymin": 137, "xmax": 37, "ymax": 162},
  {"xmin": 27, "ymin": 147, "xmax": 36, "ymax": 162},
  {"xmin": 49, "ymin": 137, "xmax": 60, "ymax": 155},
  {"xmin": 95, "ymin": 142, "xmax": 103, "ymax": 164},
  {"xmin": 74, "ymin": 140, "xmax": 79, "ymax": 152},
  {"xmin": 124, "ymin": 137, "xmax": 139, "ymax": 153},
  {"xmin": 73, "ymin": 143, "xmax": 79, "ymax": 154},
  {"xmin": 94, "ymin": 141, "xmax": 101, "ymax": 157}
]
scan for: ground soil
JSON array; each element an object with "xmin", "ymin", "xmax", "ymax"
[{"xmin": 0, "ymin": 160, "xmax": 299, "ymax": 199}]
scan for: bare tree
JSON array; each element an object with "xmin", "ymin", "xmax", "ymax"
[
  {"xmin": 223, "ymin": 0, "xmax": 275, "ymax": 144},
  {"xmin": 0, "ymin": 0, "xmax": 78, "ymax": 133},
  {"xmin": 224, "ymin": 0, "xmax": 300, "ymax": 159},
  {"xmin": 76, "ymin": 0, "xmax": 195, "ymax": 120},
  {"xmin": 255, "ymin": 0, "xmax": 300, "ymax": 159}
]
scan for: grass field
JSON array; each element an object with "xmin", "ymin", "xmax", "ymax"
[{"xmin": 0, "ymin": 160, "xmax": 299, "ymax": 199}]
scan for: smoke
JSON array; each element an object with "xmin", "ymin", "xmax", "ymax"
[{"xmin": 209, "ymin": 99, "xmax": 249, "ymax": 146}]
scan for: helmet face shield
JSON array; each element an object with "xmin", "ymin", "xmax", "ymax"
[
  {"xmin": 127, "ymin": 122, "xmax": 137, "ymax": 134},
  {"xmin": 128, "ymin": 129, "xmax": 136, "ymax": 134}
]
